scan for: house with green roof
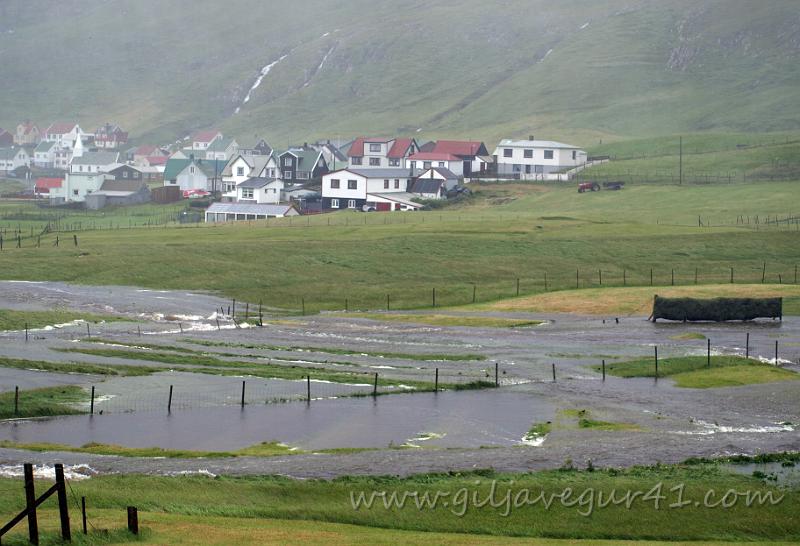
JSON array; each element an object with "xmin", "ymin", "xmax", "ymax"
[
  {"xmin": 33, "ymin": 140, "xmax": 58, "ymax": 168},
  {"xmin": 0, "ymin": 147, "xmax": 30, "ymax": 173},
  {"xmin": 163, "ymin": 155, "xmax": 227, "ymax": 193},
  {"xmin": 204, "ymin": 137, "xmax": 239, "ymax": 161}
]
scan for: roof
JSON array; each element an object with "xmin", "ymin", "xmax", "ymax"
[
  {"xmin": 206, "ymin": 137, "xmax": 236, "ymax": 152},
  {"xmin": 70, "ymin": 151, "xmax": 119, "ymax": 166},
  {"xmin": 387, "ymin": 138, "xmax": 415, "ymax": 159},
  {"xmin": 367, "ymin": 192, "xmax": 423, "ymax": 208},
  {"xmin": 206, "ymin": 202, "xmax": 296, "ymax": 216},
  {"xmin": 34, "ymin": 141, "xmax": 56, "ymax": 153},
  {"xmin": 497, "ymin": 139, "xmax": 583, "ymax": 150},
  {"xmin": 432, "ymin": 140, "xmax": 486, "ymax": 157},
  {"xmin": 133, "ymin": 145, "xmax": 160, "ymax": 156},
  {"xmin": 420, "ymin": 167, "xmax": 459, "ymax": 180},
  {"xmin": 347, "ymin": 137, "xmax": 391, "ymax": 157},
  {"xmin": 191, "ymin": 130, "xmax": 221, "ymax": 143},
  {"xmin": 407, "ymin": 151, "xmax": 461, "ymax": 162},
  {"xmin": 280, "ymin": 148, "xmax": 323, "ymax": 169},
  {"xmin": 95, "ymin": 124, "xmax": 127, "ymax": 138},
  {"xmin": 145, "ymin": 155, "xmax": 168, "ymax": 166},
  {"xmin": 163, "ymin": 157, "xmax": 226, "ymax": 180},
  {"xmin": 238, "ymin": 177, "xmax": 282, "ymax": 189},
  {"xmin": 331, "ymin": 167, "xmax": 416, "ymax": 179},
  {"xmin": 18, "ymin": 122, "xmax": 38, "ymax": 134},
  {"xmin": 35, "ymin": 177, "xmax": 63, "ymax": 189},
  {"xmin": 410, "ymin": 179, "xmax": 444, "ymax": 195},
  {"xmin": 0, "ymin": 148, "xmax": 24, "ymax": 160},
  {"xmin": 99, "ymin": 179, "xmax": 149, "ymax": 192},
  {"xmin": 45, "ymin": 122, "xmax": 78, "ymax": 135}
]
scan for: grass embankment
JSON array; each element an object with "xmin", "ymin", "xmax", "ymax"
[
  {"xmin": 344, "ymin": 313, "xmax": 543, "ymax": 328},
  {"xmin": 55, "ymin": 347, "xmax": 489, "ymax": 391},
  {"xmin": 0, "ymin": 440, "xmax": 296, "ymax": 459},
  {"xmin": 596, "ymin": 356, "xmax": 799, "ymax": 388},
  {"xmin": 0, "ymin": 182, "xmax": 798, "ymax": 312},
  {"xmin": 0, "ymin": 309, "xmax": 128, "ymax": 331},
  {"xmin": 0, "ymin": 356, "xmax": 159, "ymax": 377},
  {"xmin": 0, "ymin": 386, "xmax": 86, "ymax": 419},
  {"xmin": 0, "ymin": 464, "xmax": 797, "ymax": 543},
  {"xmin": 559, "ymin": 409, "xmax": 641, "ymax": 432},
  {"xmin": 479, "ymin": 284, "xmax": 800, "ymax": 316}
]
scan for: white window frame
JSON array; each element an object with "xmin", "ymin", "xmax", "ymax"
[
  {"xmin": 331, "ymin": 198, "xmax": 339, "ymax": 208},
  {"xmin": 348, "ymin": 200, "xmax": 356, "ymax": 209}
]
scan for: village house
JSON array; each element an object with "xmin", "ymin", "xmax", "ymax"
[
  {"xmin": 204, "ymin": 137, "xmax": 239, "ymax": 161},
  {"xmin": 189, "ymin": 130, "xmax": 223, "ymax": 151},
  {"xmin": 34, "ymin": 177, "xmax": 63, "ymax": 198},
  {"xmin": 421, "ymin": 140, "xmax": 493, "ymax": 177},
  {"xmin": 93, "ymin": 124, "xmax": 129, "ymax": 149},
  {"xmin": 14, "ymin": 122, "xmax": 40, "ymax": 146},
  {"xmin": 0, "ymin": 147, "xmax": 30, "ymax": 174},
  {"xmin": 85, "ymin": 180, "xmax": 151, "ymax": 210},
  {"xmin": 108, "ymin": 163, "xmax": 162, "ymax": 184},
  {"xmin": 237, "ymin": 139, "xmax": 272, "ymax": 157},
  {"xmin": 321, "ymin": 167, "xmax": 421, "ymax": 211},
  {"xmin": 277, "ymin": 146, "xmax": 328, "ymax": 184},
  {"xmin": 231, "ymin": 177, "xmax": 284, "ymax": 205},
  {"xmin": 69, "ymin": 151, "xmax": 120, "ymax": 174},
  {"xmin": 163, "ymin": 156, "xmax": 227, "ymax": 192},
  {"xmin": 0, "ymin": 129, "xmax": 13, "ymax": 147},
  {"xmin": 33, "ymin": 141, "xmax": 58, "ymax": 168},
  {"xmin": 43, "ymin": 122, "xmax": 85, "ymax": 149},
  {"xmin": 407, "ymin": 152, "xmax": 466, "ymax": 177},
  {"xmin": 51, "ymin": 172, "xmax": 113, "ymax": 203},
  {"xmin": 204, "ymin": 202, "xmax": 299, "ymax": 223},
  {"xmin": 346, "ymin": 137, "xmax": 419, "ymax": 169},
  {"xmin": 493, "ymin": 137, "xmax": 587, "ymax": 179},
  {"xmin": 126, "ymin": 145, "xmax": 168, "ymax": 165},
  {"xmin": 411, "ymin": 167, "xmax": 461, "ymax": 199},
  {"xmin": 220, "ymin": 153, "xmax": 277, "ymax": 193}
]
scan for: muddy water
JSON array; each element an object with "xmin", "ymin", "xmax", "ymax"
[{"xmin": 0, "ymin": 390, "xmax": 554, "ymax": 451}]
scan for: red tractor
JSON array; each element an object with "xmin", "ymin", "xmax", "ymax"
[{"xmin": 577, "ymin": 182, "xmax": 600, "ymax": 193}]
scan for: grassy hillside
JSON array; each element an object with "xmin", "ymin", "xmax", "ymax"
[
  {"xmin": 0, "ymin": 0, "xmax": 798, "ymax": 145},
  {"xmin": 0, "ymin": 181, "xmax": 797, "ymax": 312}
]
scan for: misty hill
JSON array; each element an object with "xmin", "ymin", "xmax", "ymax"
[{"xmin": 1, "ymin": 0, "xmax": 798, "ymax": 146}]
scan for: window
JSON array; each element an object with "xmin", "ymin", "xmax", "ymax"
[
  {"xmin": 503, "ymin": 148, "xmax": 513, "ymax": 158},
  {"xmin": 331, "ymin": 199, "xmax": 339, "ymax": 208},
  {"xmin": 237, "ymin": 166, "xmax": 245, "ymax": 176},
  {"xmin": 423, "ymin": 161, "xmax": 431, "ymax": 169},
  {"xmin": 122, "ymin": 170, "xmax": 128, "ymax": 178},
  {"xmin": 283, "ymin": 157, "xmax": 292, "ymax": 166},
  {"xmin": 525, "ymin": 165, "xmax": 532, "ymax": 174},
  {"xmin": 438, "ymin": 162, "xmax": 445, "ymax": 167},
  {"xmin": 284, "ymin": 170, "xmax": 292, "ymax": 179},
  {"xmin": 388, "ymin": 158, "xmax": 400, "ymax": 166},
  {"xmin": 347, "ymin": 180, "xmax": 357, "ymax": 190},
  {"xmin": 134, "ymin": 172, "xmax": 140, "ymax": 178},
  {"xmin": 79, "ymin": 165, "xmax": 83, "ymax": 172},
  {"xmin": 394, "ymin": 179, "xmax": 400, "ymax": 189},
  {"xmin": 73, "ymin": 189, "xmax": 79, "ymax": 196},
  {"xmin": 190, "ymin": 166, "xmax": 195, "ymax": 174},
  {"xmin": 544, "ymin": 150, "xmax": 554, "ymax": 159},
  {"xmin": 330, "ymin": 179, "xmax": 340, "ymax": 189},
  {"xmin": 241, "ymin": 188, "xmax": 254, "ymax": 199},
  {"xmin": 524, "ymin": 149, "xmax": 533, "ymax": 159},
  {"xmin": 348, "ymin": 199, "xmax": 356, "ymax": 208},
  {"xmin": 572, "ymin": 150, "xmax": 577, "ymax": 160},
  {"xmin": 351, "ymin": 157, "xmax": 362, "ymax": 165},
  {"xmin": 369, "ymin": 143, "xmax": 381, "ymax": 152},
  {"xmin": 384, "ymin": 179, "xmax": 389, "ymax": 189},
  {"xmin": 369, "ymin": 157, "xmax": 381, "ymax": 166}
]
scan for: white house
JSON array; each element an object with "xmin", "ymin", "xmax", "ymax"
[
  {"xmin": 69, "ymin": 151, "xmax": 120, "ymax": 174},
  {"xmin": 51, "ymin": 172, "xmax": 113, "ymax": 203},
  {"xmin": 321, "ymin": 168, "xmax": 417, "ymax": 211},
  {"xmin": 0, "ymin": 147, "xmax": 30, "ymax": 173},
  {"xmin": 43, "ymin": 123, "xmax": 85, "ymax": 149},
  {"xmin": 346, "ymin": 137, "xmax": 419, "ymax": 169},
  {"xmin": 220, "ymin": 153, "xmax": 275, "ymax": 193},
  {"xmin": 33, "ymin": 141, "xmax": 57, "ymax": 168},
  {"xmin": 493, "ymin": 138, "xmax": 587, "ymax": 179},
  {"xmin": 190, "ymin": 130, "xmax": 223, "ymax": 151},
  {"xmin": 204, "ymin": 137, "xmax": 239, "ymax": 161},
  {"xmin": 407, "ymin": 152, "xmax": 465, "ymax": 177},
  {"xmin": 205, "ymin": 202, "xmax": 299, "ymax": 223},
  {"xmin": 164, "ymin": 157, "xmax": 227, "ymax": 192},
  {"xmin": 411, "ymin": 168, "xmax": 461, "ymax": 199},
  {"xmin": 231, "ymin": 177, "xmax": 284, "ymax": 204}
]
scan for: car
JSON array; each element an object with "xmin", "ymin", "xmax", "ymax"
[
  {"xmin": 578, "ymin": 182, "xmax": 600, "ymax": 193},
  {"xmin": 361, "ymin": 204, "xmax": 376, "ymax": 212},
  {"xmin": 182, "ymin": 189, "xmax": 210, "ymax": 199}
]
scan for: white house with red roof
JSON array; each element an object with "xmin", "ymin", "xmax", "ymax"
[
  {"xmin": 43, "ymin": 122, "xmax": 86, "ymax": 149},
  {"xmin": 190, "ymin": 130, "xmax": 223, "ymax": 151},
  {"xmin": 419, "ymin": 140, "xmax": 493, "ymax": 177},
  {"xmin": 346, "ymin": 137, "xmax": 419, "ymax": 169},
  {"xmin": 407, "ymin": 152, "xmax": 465, "ymax": 177},
  {"xmin": 14, "ymin": 122, "xmax": 40, "ymax": 146}
]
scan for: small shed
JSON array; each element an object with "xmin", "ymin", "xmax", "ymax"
[
  {"xmin": 152, "ymin": 185, "xmax": 182, "ymax": 203},
  {"xmin": 85, "ymin": 180, "xmax": 151, "ymax": 210}
]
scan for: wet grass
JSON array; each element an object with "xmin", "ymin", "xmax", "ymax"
[
  {"xmin": 344, "ymin": 313, "xmax": 545, "ymax": 328},
  {"xmin": 0, "ymin": 309, "xmax": 129, "ymax": 331},
  {"xmin": 0, "ymin": 464, "xmax": 796, "ymax": 542},
  {"xmin": 0, "ymin": 386, "xmax": 87, "ymax": 419},
  {"xmin": 559, "ymin": 409, "xmax": 640, "ymax": 432},
  {"xmin": 0, "ymin": 356, "xmax": 160, "ymax": 377},
  {"xmin": 595, "ymin": 356, "xmax": 799, "ymax": 388},
  {"xmin": 669, "ymin": 332, "xmax": 706, "ymax": 340},
  {"xmin": 0, "ymin": 440, "xmax": 297, "ymax": 459},
  {"xmin": 181, "ymin": 338, "xmax": 486, "ymax": 362}
]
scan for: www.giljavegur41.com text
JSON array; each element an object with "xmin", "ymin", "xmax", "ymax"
[{"xmin": 349, "ymin": 480, "xmax": 784, "ymax": 517}]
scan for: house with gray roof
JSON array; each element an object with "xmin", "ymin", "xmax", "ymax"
[
  {"xmin": 232, "ymin": 177, "xmax": 284, "ymax": 204},
  {"xmin": 69, "ymin": 151, "xmax": 119, "ymax": 174},
  {"xmin": 85, "ymin": 179, "xmax": 150, "ymax": 209},
  {"xmin": 276, "ymin": 146, "xmax": 328, "ymax": 184},
  {"xmin": 492, "ymin": 137, "xmax": 587, "ymax": 179},
  {"xmin": 163, "ymin": 156, "xmax": 227, "ymax": 192},
  {"xmin": 0, "ymin": 147, "xmax": 30, "ymax": 173},
  {"xmin": 204, "ymin": 137, "xmax": 239, "ymax": 161}
]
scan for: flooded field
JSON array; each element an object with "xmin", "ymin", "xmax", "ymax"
[{"xmin": 0, "ymin": 281, "xmax": 798, "ymax": 477}]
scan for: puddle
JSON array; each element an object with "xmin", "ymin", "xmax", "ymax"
[{"xmin": 725, "ymin": 461, "xmax": 800, "ymax": 488}]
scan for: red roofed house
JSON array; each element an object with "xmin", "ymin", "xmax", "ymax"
[
  {"xmin": 43, "ymin": 122, "xmax": 85, "ymax": 149},
  {"xmin": 94, "ymin": 123, "xmax": 129, "ymax": 149},
  {"xmin": 34, "ymin": 177, "xmax": 63, "ymax": 197},
  {"xmin": 428, "ymin": 140, "xmax": 492, "ymax": 177},
  {"xmin": 347, "ymin": 137, "xmax": 419, "ymax": 169},
  {"xmin": 126, "ymin": 145, "xmax": 168, "ymax": 166},
  {"xmin": 407, "ymin": 151, "xmax": 466, "ymax": 177},
  {"xmin": 15, "ymin": 122, "xmax": 40, "ymax": 146},
  {"xmin": 190, "ymin": 130, "xmax": 223, "ymax": 151}
]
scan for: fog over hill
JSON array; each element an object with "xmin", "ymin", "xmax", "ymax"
[{"xmin": 1, "ymin": 0, "xmax": 798, "ymax": 145}]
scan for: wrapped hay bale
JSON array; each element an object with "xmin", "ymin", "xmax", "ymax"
[{"xmin": 651, "ymin": 296, "xmax": 782, "ymax": 322}]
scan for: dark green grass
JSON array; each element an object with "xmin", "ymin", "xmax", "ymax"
[
  {"xmin": 0, "ymin": 465, "xmax": 795, "ymax": 541},
  {"xmin": 0, "ymin": 356, "xmax": 160, "ymax": 377},
  {"xmin": 0, "ymin": 309, "xmax": 129, "ymax": 331},
  {"xmin": 0, "ymin": 386, "xmax": 87, "ymax": 419}
]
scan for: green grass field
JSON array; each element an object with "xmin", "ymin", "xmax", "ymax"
[
  {"xmin": 0, "ymin": 385, "xmax": 86, "ymax": 419},
  {"xmin": 0, "ymin": 182, "xmax": 797, "ymax": 314},
  {"xmin": 0, "ymin": 309, "xmax": 126, "ymax": 331},
  {"xmin": 595, "ymin": 356, "xmax": 799, "ymax": 388},
  {"xmin": 0, "ymin": 464, "xmax": 796, "ymax": 543}
]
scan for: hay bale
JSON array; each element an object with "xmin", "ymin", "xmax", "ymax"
[{"xmin": 651, "ymin": 295, "xmax": 782, "ymax": 322}]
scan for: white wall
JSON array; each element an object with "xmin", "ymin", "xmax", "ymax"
[
  {"xmin": 365, "ymin": 176, "xmax": 410, "ymax": 193},
  {"xmin": 322, "ymin": 171, "xmax": 367, "ymax": 199}
]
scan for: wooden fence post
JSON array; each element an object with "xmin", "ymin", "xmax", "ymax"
[
  {"xmin": 373, "ymin": 373, "xmax": 378, "ymax": 397},
  {"xmin": 127, "ymin": 507, "xmax": 139, "ymax": 535},
  {"xmin": 432, "ymin": 288, "xmax": 436, "ymax": 308},
  {"xmin": 516, "ymin": 277, "xmax": 520, "ymax": 296},
  {"xmin": 25, "ymin": 322, "xmax": 28, "ymax": 342},
  {"xmin": 730, "ymin": 267, "xmax": 734, "ymax": 284},
  {"xmin": 301, "ymin": 298, "xmax": 305, "ymax": 316},
  {"xmin": 495, "ymin": 362, "xmax": 499, "ymax": 386},
  {"xmin": 81, "ymin": 496, "xmax": 87, "ymax": 535},
  {"xmin": 654, "ymin": 346, "xmax": 659, "ymax": 379},
  {"xmin": 746, "ymin": 332, "xmax": 750, "ymax": 358},
  {"xmin": 90, "ymin": 386, "xmax": 95, "ymax": 415},
  {"xmin": 650, "ymin": 268, "xmax": 653, "ymax": 286},
  {"xmin": 307, "ymin": 375, "xmax": 311, "ymax": 403},
  {"xmin": 24, "ymin": 463, "xmax": 38, "ymax": 545},
  {"xmin": 472, "ymin": 284, "xmax": 477, "ymax": 303},
  {"xmin": 434, "ymin": 368, "xmax": 439, "ymax": 392},
  {"xmin": 707, "ymin": 339, "xmax": 711, "ymax": 368},
  {"xmin": 551, "ymin": 363, "xmax": 556, "ymax": 382},
  {"xmin": 14, "ymin": 386, "xmax": 19, "ymax": 415},
  {"xmin": 241, "ymin": 380, "xmax": 246, "ymax": 408},
  {"xmin": 167, "ymin": 385, "xmax": 173, "ymax": 413},
  {"xmin": 601, "ymin": 360, "xmax": 606, "ymax": 381},
  {"xmin": 55, "ymin": 464, "xmax": 71, "ymax": 542}
]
